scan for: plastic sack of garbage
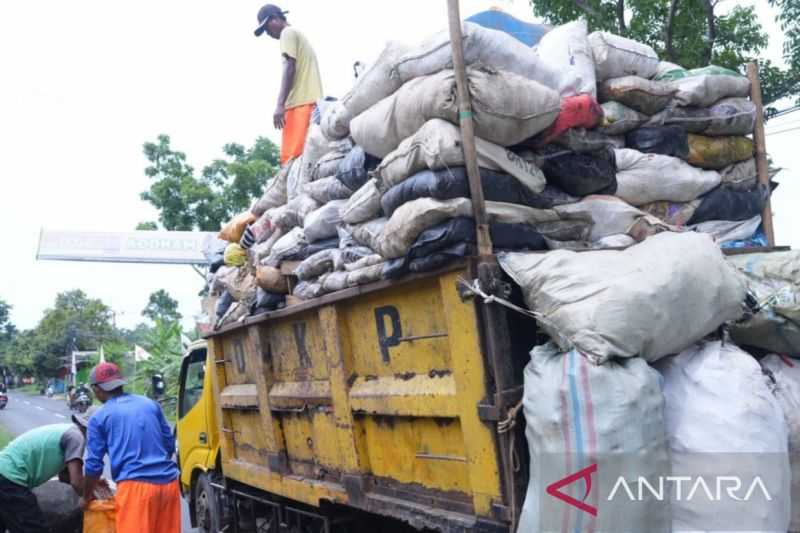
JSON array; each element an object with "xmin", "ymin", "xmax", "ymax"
[
  {"xmin": 645, "ymin": 106, "xmax": 713, "ymax": 133},
  {"xmin": 687, "ymin": 134, "xmax": 754, "ymax": 169},
  {"xmin": 217, "ymin": 265, "xmax": 258, "ymax": 306},
  {"xmin": 303, "ymin": 176, "xmax": 352, "ymax": 204},
  {"xmin": 659, "ymin": 65, "xmax": 751, "ymax": 108},
  {"xmin": 297, "ymin": 123, "xmax": 332, "ymax": 185},
  {"xmin": 341, "ymin": 179, "xmax": 381, "ymax": 225},
  {"xmin": 322, "ymin": 41, "xmax": 411, "ymax": 140},
  {"xmin": 319, "ymin": 271, "xmax": 350, "ymax": 293},
  {"xmin": 264, "ymin": 227, "xmax": 307, "ymax": 267},
  {"xmin": 303, "ymin": 200, "xmax": 346, "ymax": 243},
  {"xmin": 599, "ymin": 76, "xmax": 676, "ymax": 115},
  {"xmin": 376, "ymin": 197, "xmax": 473, "ymax": 259},
  {"xmin": 499, "ymin": 232, "xmax": 746, "ymax": 364},
  {"xmin": 392, "ymin": 22, "xmax": 560, "ymax": 91},
  {"xmin": 252, "ymin": 162, "xmax": 291, "ymax": 217},
  {"xmin": 215, "ymin": 291, "xmax": 234, "ymax": 321},
  {"xmin": 614, "ymin": 148, "xmax": 721, "ymax": 205},
  {"xmin": 256, "ymin": 265, "xmax": 288, "ymax": 294},
  {"xmin": 346, "ymin": 263, "xmax": 385, "ymax": 287},
  {"xmin": 294, "ymin": 248, "xmax": 343, "ymax": 281},
  {"xmin": 345, "ymin": 253, "xmax": 384, "ymax": 272},
  {"xmin": 656, "ymin": 341, "xmax": 790, "ymax": 533},
  {"xmin": 533, "ymin": 19, "xmax": 596, "ymax": 97},
  {"xmin": 704, "ymin": 97, "xmax": 757, "ymax": 136},
  {"xmin": 691, "ymin": 215, "xmax": 762, "ymax": 245},
  {"xmin": 625, "ymin": 126, "xmax": 689, "ymax": 159},
  {"xmin": 727, "ymin": 251, "xmax": 800, "ymax": 354},
  {"xmin": 283, "ymin": 237, "xmax": 339, "ymax": 263},
  {"xmin": 762, "ymin": 354, "xmax": 800, "ymax": 533},
  {"xmin": 539, "ymin": 146, "xmax": 617, "ymax": 197},
  {"xmin": 251, "ymin": 288, "xmax": 286, "ymax": 314},
  {"xmin": 273, "ymin": 194, "xmax": 321, "ymax": 230},
  {"xmin": 539, "ymin": 94, "xmax": 604, "ymax": 144},
  {"xmin": 292, "ymin": 280, "xmax": 323, "ymax": 300},
  {"xmin": 555, "ymin": 195, "xmax": 674, "ymax": 242},
  {"xmin": 600, "ymin": 101, "xmax": 648, "ymax": 135},
  {"xmin": 335, "ymin": 145, "xmax": 380, "ymax": 192},
  {"xmin": 312, "ymin": 150, "xmax": 348, "ymax": 182},
  {"xmin": 552, "ymin": 128, "xmax": 625, "ymax": 153},
  {"xmin": 720, "ymin": 158, "xmax": 757, "ymax": 191},
  {"xmin": 640, "ymin": 199, "xmax": 699, "ymax": 227},
  {"xmin": 83, "ymin": 498, "xmax": 117, "ymax": 533},
  {"xmin": 377, "ymin": 119, "xmax": 546, "ymax": 194},
  {"xmin": 380, "ymin": 166, "xmax": 566, "ymax": 217},
  {"xmin": 688, "ymin": 183, "xmax": 769, "ymax": 225},
  {"xmin": 219, "ymin": 211, "xmax": 256, "ymax": 243},
  {"xmin": 518, "ymin": 343, "xmax": 670, "ymax": 533},
  {"xmin": 351, "ymin": 66, "xmax": 560, "ymax": 158},
  {"xmin": 589, "ymin": 31, "xmax": 660, "ymax": 81},
  {"xmin": 545, "ymin": 233, "xmax": 637, "ymax": 251},
  {"xmin": 348, "ymin": 218, "xmax": 388, "ymax": 252}
]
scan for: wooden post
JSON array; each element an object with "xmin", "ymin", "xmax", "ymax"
[
  {"xmin": 747, "ymin": 62, "xmax": 776, "ymax": 247},
  {"xmin": 447, "ymin": 0, "xmax": 494, "ymax": 259}
]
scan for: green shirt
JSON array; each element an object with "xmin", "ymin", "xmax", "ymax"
[{"xmin": 0, "ymin": 424, "xmax": 85, "ymax": 489}]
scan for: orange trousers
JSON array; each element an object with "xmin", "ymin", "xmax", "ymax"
[
  {"xmin": 115, "ymin": 479, "xmax": 181, "ymax": 533},
  {"xmin": 281, "ymin": 103, "xmax": 315, "ymax": 165}
]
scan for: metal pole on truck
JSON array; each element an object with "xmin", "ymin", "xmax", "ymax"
[
  {"xmin": 447, "ymin": 0, "xmax": 494, "ymax": 259},
  {"xmin": 746, "ymin": 61, "xmax": 776, "ymax": 248}
]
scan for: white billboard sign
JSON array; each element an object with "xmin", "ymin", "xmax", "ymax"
[{"xmin": 37, "ymin": 229, "xmax": 219, "ymax": 265}]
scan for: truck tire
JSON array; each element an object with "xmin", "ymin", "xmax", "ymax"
[{"xmin": 193, "ymin": 473, "xmax": 223, "ymax": 533}]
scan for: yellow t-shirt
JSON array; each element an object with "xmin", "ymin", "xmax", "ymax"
[{"xmin": 280, "ymin": 27, "xmax": 323, "ymax": 109}]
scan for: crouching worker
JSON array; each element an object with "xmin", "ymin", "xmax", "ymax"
[
  {"xmin": 83, "ymin": 362, "xmax": 180, "ymax": 533},
  {"xmin": 0, "ymin": 414, "xmax": 89, "ymax": 532}
]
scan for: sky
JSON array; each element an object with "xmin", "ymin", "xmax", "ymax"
[{"xmin": 0, "ymin": 0, "xmax": 794, "ymax": 332}]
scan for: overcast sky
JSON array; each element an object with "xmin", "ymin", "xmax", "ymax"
[{"xmin": 0, "ymin": 0, "xmax": 794, "ymax": 332}]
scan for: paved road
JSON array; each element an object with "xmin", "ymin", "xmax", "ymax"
[{"xmin": 0, "ymin": 390, "xmax": 197, "ymax": 532}]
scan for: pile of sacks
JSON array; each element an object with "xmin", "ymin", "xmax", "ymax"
[
  {"xmin": 502, "ymin": 234, "xmax": 799, "ymax": 532},
  {"xmin": 205, "ymin": 19, "xmax": 775, "ymax": 326}
]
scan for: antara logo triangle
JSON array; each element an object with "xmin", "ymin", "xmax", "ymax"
[{"xmin": 545, "ymin": 463, "xmax": 598, "ymax": 517}]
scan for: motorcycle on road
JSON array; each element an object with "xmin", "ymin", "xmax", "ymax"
[{"xmin": 0, "ymin": 392, "xmax": 8, "ymax": 410}]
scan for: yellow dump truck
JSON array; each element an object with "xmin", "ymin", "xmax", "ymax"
[{"xmin": 177, "ymin": 262, "xmax": 535, "ymax": 532}]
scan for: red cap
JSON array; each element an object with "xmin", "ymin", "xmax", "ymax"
[{"xmin": 89, "ymin": 362, "xmax": 127, "ymax": 392}]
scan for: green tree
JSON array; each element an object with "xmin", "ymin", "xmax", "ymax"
[
  {"xmin": 131, "ymin": 320, "xmax": 184, "ymax": 409},
  {"xmin": 136, "ymin": 221, "xmax": 159, "ymax": 231},
  {"xmin": 142, "ymin": 289, "xmax": 182, "ymax": 325},
  {"xmin": 530, "ymin": 0, "xmax": 799, "ymax": 105},
  {"xmin": 141, "ymin": 135, "xmax": 279, "ymax": 231}
]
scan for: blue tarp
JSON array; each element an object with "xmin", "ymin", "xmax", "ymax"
[{"xmin": 465, "ymin": 9, "xmax": 548, "ymax": 47}]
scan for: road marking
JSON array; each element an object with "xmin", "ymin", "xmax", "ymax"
[
  {"xmin": 35, "ymin": 406, "xmax": 45, "ymax": 411},
  {"xmin": 54, "ymin": 413, "xmax": 66, "ymax": 419}
]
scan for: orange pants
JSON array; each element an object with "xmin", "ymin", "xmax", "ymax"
[
  {"xmin": 115, "ymin": 479, "xmax": 181, "ymax": 533},
  {"xmin": 281, "ymin": 103, "xmax": 315, "ymax": 165}
]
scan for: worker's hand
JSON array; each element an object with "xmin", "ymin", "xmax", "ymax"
[{"xmin": 273, "ymin": 104, "xmax": 286, "ymax": 130}]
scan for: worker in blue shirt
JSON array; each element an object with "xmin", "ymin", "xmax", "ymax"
[{"xmin": 83, "ymin": 362, "xmax": 180, "ymax": 533}]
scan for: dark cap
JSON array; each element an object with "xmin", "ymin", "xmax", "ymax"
[
  {"xmin": 89, "ymin": 362, "xmax": 127, "ymax": 392},
  {"xmin": 254, "ymin": 4, "xmax": 288, "ymax": 37}
]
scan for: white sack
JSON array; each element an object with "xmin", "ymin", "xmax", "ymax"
[
  {"xmin": 286, "ymin": 155, "xmax": 307, "ymax": 201},
  {"xmin": 690, "ymin": 215, "xmax": 761, "ymax": 244},
  {"xmin": 669, "ymin": 72, "xmax": 751, "ymax": 108},
  {"xmin": 545, "ymin": 233, "xmax": 637, "ymax": 251},
  {"xmin": 376, "ymin": 197, "xmax": 473, "ymax": 259},
  {"xmin": 348, "ymin": 218, "xmax": 388, "ymax": 252},
  {"xmin": 589, "ymin": 31, "xmax": 659, "ymax": 81},
  {"xmin": 344, "ymin": 253, "xmax": 384, "ymax": 272},
  {"xmin": 392, "ymin": 22, "xmax": 561, "ymax": 92},
  {"xmin": 293, "ymin": 248, "xmax": 343, "ymax": 281},
  {"xmin": 303, "ymin": 199, "xmax": 346, "ymax": 243},
  {"xmin": 485, "ymin": 202, "xmax": 560, "ymax": 225},
  {"xmin": 762, "ymin": 354, "xmax": 800, "ymax": 533},
  {"xmin": 614, "ymin": 148, "xmax": 721, "ymax": 206},
  {"xmin": 518, "ymin": 343, "xmax": 670, "ymax": 533},
  {"xmin": 657, "ymin": 342, "xmax": 790, "ymax": 533},
  {"xmin": 272, "ymin": 194, "xmax": 320, "ymax": 230},
  {"xmin": 346, "ymin": 263, "xmax": 385, "ymax": 287},
  {"xmin": 351, "ymin": 66, "xmax": 560, "ymax": 157},
  {"xmin": 377, "ymin": 119, "xmax": 546, "ymax": 193},
  {"xmin": 264, "ymin": 227, "xmax": 307, "ymax": 267},
  {"xmin": 554, "ymin": 195, "xmax": 674, "ymax": 242},
  {"xmin": 303, "ymin": 176, "xmax": 353, "ymax": 204},
  {"xmin": 599, "ymin": 101, "xmax": 648, "ymax": 135},
  {"xmin": 598, "ymin": 76, "xmax": 676, "ymax": 115},
  {"xmin": 341, "ymin": 179, "xmax": 382, "ymax": 225},
  {"xmin": 499, "ymin": 232, "xmax": 746, "ymax": 364},
  {"xmin": 312, "ymin": 150, "xmax": 347, "ymax": 181},
  {"xmin": 533, "ymin": 19, "xmax": 596, "ymax": 97}
]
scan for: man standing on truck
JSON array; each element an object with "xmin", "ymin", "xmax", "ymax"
[
  {"xmin": 83, "ymin": 362, "xmax": 181, "ymax": 533},
  {"xmin": 0, "ymin": 415, "xmax": 89, "ymax": 532},
  {"xmin": 254, "ymin": 4, "xmax": 323, "ymax": 165}
]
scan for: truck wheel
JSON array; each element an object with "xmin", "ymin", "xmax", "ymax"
[{"xmin": 193, "ymin": 473, "xmax": 222, "ymax": 533}]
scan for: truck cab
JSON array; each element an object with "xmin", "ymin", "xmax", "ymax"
[{"xmin": 176, "ymin": 341, "xmax": 222, "ymax": 532}]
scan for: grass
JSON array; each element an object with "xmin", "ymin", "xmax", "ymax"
[{"xmin": 0, "ymin": 424, "xmax": 13, "ymax": 450}]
